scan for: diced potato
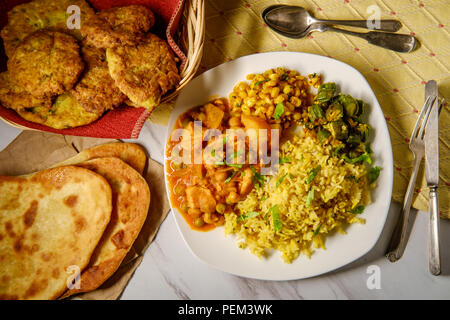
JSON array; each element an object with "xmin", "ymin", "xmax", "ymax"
[
  {"xmin": 185, "ymin": 186, "xmax": 217, "ymax": 213},
  {"xmin": 205, "ymin": 103, "xmax": 225, "ymax": 129}
]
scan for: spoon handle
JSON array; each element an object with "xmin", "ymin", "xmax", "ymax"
[
  {"xmin": 318, "ymin": 19, "xmax": 401, "ymax": 32},
  {"xmin": 326, "ymin": 26, "xmax": 417, "ymax": 53}
]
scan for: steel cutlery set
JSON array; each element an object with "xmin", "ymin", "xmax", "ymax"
[
  {"xmin": 386, "ymin": 81, "xmax": 442, "ymax": 275},
  {"xmin": 262, "ymin": 4, "xmax": 443, "ymax": 274},
  {"xmin": 262, "ymin": 5, "xmax": 417, "ymax": 52}
]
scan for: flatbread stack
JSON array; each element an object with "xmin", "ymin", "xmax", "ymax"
[{"xmin": 0, "ymin": 142, "xmax": 151, "ymax": 300}]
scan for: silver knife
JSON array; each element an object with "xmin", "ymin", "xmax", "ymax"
[{"xmin": 424, "ymin": 80, "xmax": 440, "ymax": 276}]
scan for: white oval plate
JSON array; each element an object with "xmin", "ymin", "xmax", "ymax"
[{"xmin": 164, "ymin": 52, "xmax": 393, "ymax": 281}]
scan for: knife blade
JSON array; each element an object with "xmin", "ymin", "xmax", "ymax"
[
  {"xmin": 424, "ymin": 80, "xmax": 439, "ymax": 186},
  {"xmin": 424, "ymin": 79, "xmax": 440, "ymax": 276}
]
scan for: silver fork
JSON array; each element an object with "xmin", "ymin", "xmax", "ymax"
[{"xmin": 386, "ymin": 95, "xmax": 437, "ymax": 262}]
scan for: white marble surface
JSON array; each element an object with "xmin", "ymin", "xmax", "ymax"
[{"xmin": 1, "ymin": 120, "xmax": 450, "ymax": 300}]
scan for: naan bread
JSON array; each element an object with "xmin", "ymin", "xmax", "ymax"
[
  {"xmin": 61, "ymin": 157, "xmax": 150, "ymax": 298},
  {"xmin": 0, "ymin": 166, "xmax": 112, "ymax": 300},
  {"xmin": 55, "ymin": 143, "xmax": 146, "ymax": 174}
]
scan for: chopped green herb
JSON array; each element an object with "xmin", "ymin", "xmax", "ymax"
[
  {"xmin": 225, "ymin": 170, "xmax": 239, "ymax": 184},
  {"xmin": 368, "ymin": 166, "xmax": 382, "ymax": 184},
  {"xmin": 332, "ymin": 144, "xmax": 345, "ymax": 157},
  {"xmin": 237, "ymin": 211, "xmax": 259, "ymax": 223},
  {"xmin": 306, "ymin": 187, "xmax": 314, "ymax": 207},
  {"xmin": 270, "ymin": 205, "xmax": 282, "ymax": 232},
  {"xmin": 288, "ymin": 173, "xmax": 295, "ymax": 179},
  {"xmin": 276, "ymin": 173, "xmax": 287, "ymax": 187},
  {"xmin": 313, "ymin": 224, "xmax": 322, "ymax": 237},
  {"xmin": 350, "ymin": 205, "xmax": 365, "ymax": 214},
  {"xmin": 279, "ymin": 157, "xmax": 291, "ymax": 164},
  {"xmin": 223, "ymin": 136, "xmax": 228, "ymax": 145},
  {"xmin": 261, "ymin": 195, "xmax": 268, "ymax": 201},
  {"xmin": 255, "ymin": 79, "xmax": 269, "ymax": 86},
  {"xmin": 211, "ymin": 148, "xmax": 216, "ymax": 157},
  {"xmin": 273, "ymin": 103, "xmax": 285, "ymax": 120},
  {"xmin": 342, "ymin": 152, "xmax": 372, "ymax": 165},
  {"xmin": 250, "ymin": 165, "xmax": 266, "ymax": 186},
  {"xmin": 280, "ymin": 73, "xmax": 289, "ymax": 81},
  {"xmin": 226, "ymin": 163, "xmax": 243, "ymax": 168},
  {"xmin": 306, "ymin": 165, "xmax": 321, "ymax": 184}
]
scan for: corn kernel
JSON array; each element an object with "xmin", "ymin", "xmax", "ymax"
[
  {"xmin": 290, "ymin": 96, "xmax": 301, "ymax": 107},
  {"xmin": 245, "ymin": 97, "xmax": 257, "ymax": 107},
  {"xmin": 265, "ymin": 80, "xmax": 276, "ymax": 87},
  {"xmin": 270, "ymin": 87, "xmax": 280, "ymax": 98},
  {"xmin": 238, "ymin": 91, "xmax": 247, "ymax": 99},
  {"xmin": 274, "ymin": 95, "xmax": 285, "ymax": 104},
  {"xmin": 269, "ymin": 73, "xmax": 279, "ymax": 81},
  {"xmin": 283, "ymin": 85, "xmax": 292, "ymax": 95},
  {"xmin": 267, "ymin": 106, "xmax": 275, "ymax": 117},
  {"xmin": 247, "ymin": 89, "xmax": 256, "ymax": 97},
  {"xmin": 285, "ymin": 102, "xmax": 295, "ymax": 111}
]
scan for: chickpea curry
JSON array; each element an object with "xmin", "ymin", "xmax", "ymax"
[{"xmin": 166, "ymin": 98, "xmax": 269, "ymax": 231}]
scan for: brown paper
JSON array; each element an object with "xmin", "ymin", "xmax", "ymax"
[{"xmin": 0, "ymin": 131, "xmax": 171, "ymax": 300}]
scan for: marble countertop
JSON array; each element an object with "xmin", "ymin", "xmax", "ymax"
[{"xmin": 1, "ymin": 120, "xmax": 449, "ymax": 300}]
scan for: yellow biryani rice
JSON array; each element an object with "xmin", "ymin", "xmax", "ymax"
[{"xmin": 224, "ymin": 132, "xmax": 371, "ymax": 263}]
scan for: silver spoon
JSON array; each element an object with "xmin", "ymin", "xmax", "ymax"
[
  {"xmin": 263, "ymin": 5, "xmax": 402, "ymax": 33},
  {"xmin": 262, "ymin": 5, "xmax": 417, "ymax": 53}
]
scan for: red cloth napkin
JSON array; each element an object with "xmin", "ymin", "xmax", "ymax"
[{"xmin": 0, "ymin": 0, "xmax": 186, "ymax": 139}]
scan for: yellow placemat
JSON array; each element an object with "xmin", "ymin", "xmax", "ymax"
[{"xmin": 153, "ymin": 0, "xmax": 450, "ymax": 217}]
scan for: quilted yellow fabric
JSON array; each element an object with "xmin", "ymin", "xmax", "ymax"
[{"xmin": 152, "ymin": 0, "xmax": 450, "ymax": 217}]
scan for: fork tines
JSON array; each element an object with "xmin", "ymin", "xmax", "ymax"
[{"xmin": 411, "ymin": 96, "xmax": 438, "ymax": 142}]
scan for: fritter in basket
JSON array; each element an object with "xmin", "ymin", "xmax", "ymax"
[
  {"xmin": 0, "ymin": 0, "xmax": 95, "ymax": 58},
  {"xmin": 17, "ymin": 92, "xmax": 102, "ymax": 130},
  {"xmin": 81, "ymin": 5, "xmax": 155, "ymax": 49},
  {"xmin": 71, "ymin": 42, "xmax": 127, "ymax": 114},
  {"xmin": 0, "ymin": 72, "xmax": 52, "ymax": 112},
  {"xmin": 8, "ymin": 30, "xmax": 84, "ymax": 99},
  {"xmin": 106, "ymin": 33, "xmax": 180, "ymax": 111}
]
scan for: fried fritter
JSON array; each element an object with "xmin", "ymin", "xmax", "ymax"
[
  {"xmin": 71, "ymin": 42, "xmax": 127, "ymax": 114},
  {"xmin": 0, "ymin": 0, "xmax": 95, "ymax": 58},
  {"xmin": 8, "ymin": 30, "xmax": 84, "ymax": 99},
  {"xmin": 0, "ymin": 72, "xmax": 52, "ymax": 112},
  {"xmin": 80, "ymin": 41, "xmax": 107, "ymax": 69},
  {"xmin": 81, "ymin": 5, "xmax": 155, "ymax": 49},
  {"xmin": 17, "ymin": 92, "xmax": 102, "ymax": 129},
  {"xmin": 106, "ymin": 33, "xmax": 180, "ymax": 110}
]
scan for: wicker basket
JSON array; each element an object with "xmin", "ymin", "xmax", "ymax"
[{"xmin": 0, "ymin": 0, "xmax": 205, "ymax": 131}]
